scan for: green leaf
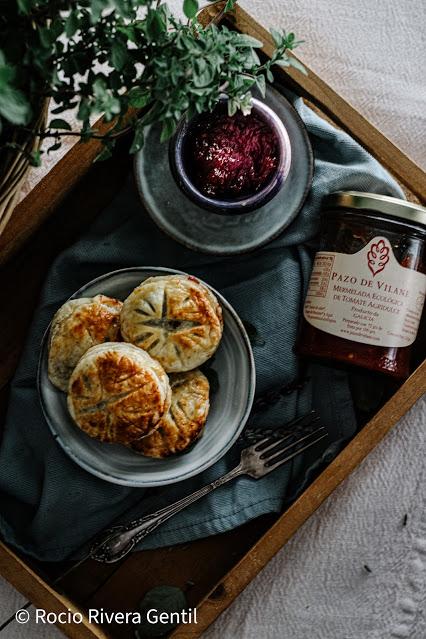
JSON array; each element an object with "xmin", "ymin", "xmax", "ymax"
[
  {"xmin": 117, "ymin": 24, "xmax": 137, "ymax": 42},
  {"xmin": 109, "ymin": 70, "xmax": 122, "ymax": 92},
  {"xmin": 49, "ymin": 118, "xmax": 72, "ymax": 130},
  {"xmin": 128, "ymin": 87, "xmax": 152, "ymax": 109},
  {"xmin": 234, "ymin": 92, "xmax": 253, "ymax": 116},
  {"xmin": 0, "ymin": 63, "xmax": 14, "ymax": 89},
  {"xmin": 77, "ymin": 98, "xmax": 91, "ymax": 122},
  {"xmin": 111, "ymin": 41, "xmax": 128, "ymax": 71},
  {"xmin": 94, "ymin": 145, "xmax": 112, "ymax": 162},
  {"xmin": 0, "ymin": 86, "xmax": 31, "ymax": 125},
  {"xmin": 39, "ymin": 27, "xmax": 54, "ymax": 49},
  {"xmin": 160, "ymin": 118, "xmax": 176, "ymax": 142},
  {"xmin": 51, "ymin": 17, "xmax": 63, "ymax": 40},
  {"xmin": 93, "ymin": 78, "xmax": 107, "ymax": 99},
  {"xmin": 90, "ymin": 0, "xmax": 106, "ymax": 23},
  {"xmin": 227, "ymin": 98, "xmax": 237, "ymax": 117},
  {"xmin": 92, "ymin": 79, "xmax": 121, "ymax": 120},
  {"xmin": 193, "ymin": 60, "xmax": 213, "ymax": 88},
  {"xmin": 65, "ymin": 11, "xmax": 80, "ymax": 38},
  {"xmin": 111, "ymin": 0, "xmax": 133, "ymax": 18},
  {"xmin": 47, "ymin": 141, "xmax": 62, "ymax": 154},
  {"xmin": 129, "ymin": 121, "xmax": 144, "ymax": 153},
  {"xmin": 146, "ymin": 9, "xmax": 166, "ymax": 40},
  {"xmin": 183, "ymin": 0, "xmax": 198, "ymax": 20},
  {"xmin": 235, "ymin": 34, "xmax": 263, "ymax": 48},
  {"xmin": 287, "ymin": 56, "xmax": 308, "ymax": 75},
  {"xmin": 29, "ymin": 150, "xmax": 42, "ymax": 167},
  {"xmin": 270, "ymin": 28, "xmax": 283, "ymax": 48},
  {"xmin": 17, "ymin": 0, "xmax": 31, "ymax": 14},
  {"xmin": 50, "ymin": 105, "xmax": 68, "ymax": 114},
  {"xmin": 224, "ymin": 0, "xmax": 236, "ymax": 10},
  {"xmin": 136, "ymin": 586, "xmax": 187, "ymax": 639},
  {"xmin": 255, "ymin": 74, "xmax": 266, "ymax": 97}
]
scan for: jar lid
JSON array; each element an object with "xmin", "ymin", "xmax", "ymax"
[{"xmin": 324, "ymin": 191, "xmax": 426, "ymax": 228}]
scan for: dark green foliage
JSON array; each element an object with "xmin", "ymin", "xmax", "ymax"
[{"xmin": 0, "ymin": 0, "xmax": 304, "ymax": 163}]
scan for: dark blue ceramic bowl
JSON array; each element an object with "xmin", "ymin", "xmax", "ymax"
[{"xmin": 169, "ymin": 97, "xmax": 292, "ymax": 215}]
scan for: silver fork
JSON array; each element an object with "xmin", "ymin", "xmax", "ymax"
[
  {"xmin": 0, "ymin": 422, "xmax": 327, "ymax": 636},
  {"xmin": 90, "ymin": 415, "xmax": 328, "ymax": 564}
]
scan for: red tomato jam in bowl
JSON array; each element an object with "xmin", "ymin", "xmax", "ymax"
[
  {"xmin": 169, "ymin": 97, "xmax": 291, "ymax": 214},
  {"xmin": 187, "ymin": 110, "xmax": 279, "ymax": 199},
  {"xmin": 297, "ymin": 191, "xmax": 426, "ymax": 378}
]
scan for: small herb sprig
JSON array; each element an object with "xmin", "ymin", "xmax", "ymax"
[{"xmin": 0, "ymin": 0, "xmax": 305, "ymax": 166}]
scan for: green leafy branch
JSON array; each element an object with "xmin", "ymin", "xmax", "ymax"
[{"xmin": 0, "ymin": 0, "xmax": 305, "ymax": 165}]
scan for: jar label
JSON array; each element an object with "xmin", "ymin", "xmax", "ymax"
[{"xmin": 303, "ymin": 236, "xmax": 426, "ymax": 347}]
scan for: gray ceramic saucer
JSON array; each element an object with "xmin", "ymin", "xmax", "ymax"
[
  {"xmin": 38, "ymin": 267, "xmax": 255, "ymax": 487},
  {"xmin": 134, "ymin": 86, "xmax": 313, "ymax": 255}
]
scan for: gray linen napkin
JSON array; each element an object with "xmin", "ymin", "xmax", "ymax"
[{"xmin": 0, "ymin": 91, "xmax": 403, "ymax": 561}]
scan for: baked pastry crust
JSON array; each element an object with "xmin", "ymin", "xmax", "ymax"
[
  {"xmin": 120, "ymin": 275, "xmax": 223, "ymax": 372},
  {"xmin": 67, "ymin": 342, "xmax": 171, "ymax": 444},
  {"xmin": 130, "ymin": 369, "xmax": 210, "ymax": 458},
  {"xmin": 48, "ymin": 294, "xmax": 122, "ymax": 392}
]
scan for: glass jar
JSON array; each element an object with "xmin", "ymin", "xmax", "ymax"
[{"xmin": 298, "ymin": 191, "xmax": 426, "ymax": 378}]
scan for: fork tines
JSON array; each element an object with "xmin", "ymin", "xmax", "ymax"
[
  {"xmin": 253, "ymin": 410, "xmax": 321, "ymax": 451},
  {"xmin": 243, "ymin": 410, "xmax": 322, "ymax": 446},
  {"xmin": 251, "ymin": 413, "xmax": 328, "ymax": 474}
]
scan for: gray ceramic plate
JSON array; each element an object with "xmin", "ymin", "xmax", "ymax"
[
  {"xmin": 134, "ymin": 86, "xmax": 313, "ymax": 255},
  {"xmin": 38, "ymin": 267, "xmax": 255, "ymax": 487}
]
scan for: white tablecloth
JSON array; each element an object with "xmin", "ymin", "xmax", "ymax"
[{"xmin": 1, "ymin": 1, "xmax": 425, "ymax": 637}]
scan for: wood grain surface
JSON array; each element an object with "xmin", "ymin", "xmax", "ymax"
[{"xmin": 0, "ymin": 543, "xmax": 109, "ymax": 639}]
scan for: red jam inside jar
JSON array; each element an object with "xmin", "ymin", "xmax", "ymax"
[
  {"xmin": 297, "ymin": 192, "xmax": 426, "ymax": 378},
  {"xmin": 185, "ymin": 110, "xmax": 279, "ymax": 199}
]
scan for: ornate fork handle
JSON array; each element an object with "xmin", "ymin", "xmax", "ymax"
[
  {"xmin": 90, "ymin": 464, "xmax": 244, "ymax": 563},
  {"xmin": 90, "ymin": 413, "xmax": 325, "ymax": 564}
]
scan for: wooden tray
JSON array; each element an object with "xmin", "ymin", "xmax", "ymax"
[{"xmin": 0, "ymin": 4, "xmax": 425, "ymax": 638}]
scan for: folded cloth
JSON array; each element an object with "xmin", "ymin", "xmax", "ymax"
[{"xmin": 0, "ymin": 90, "xmax": 403, "ymax": 562}]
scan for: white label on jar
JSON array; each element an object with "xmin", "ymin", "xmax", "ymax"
[{"xmin": 303, "ymin": 236, "xmax": 426, "ymax": 347}]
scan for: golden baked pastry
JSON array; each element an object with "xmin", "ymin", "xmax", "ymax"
[
  {"xmin": 48, "ymin": 294, "xmax": 122, "ymax": 392},
  {"xmin": 67, "ymin": 342, "xmax": 171, "ymax": 445},
  {"xmin": 120, "ymin": 275, "xmax": 223, "ymax": 372},
  {"xmin": 130, "ymin": 369, "xmax": 210, "ymax": 458}
]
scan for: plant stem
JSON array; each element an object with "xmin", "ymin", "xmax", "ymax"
[
  {"xmin": 205, "ymin": 1, "xmax": 238, "ymax": 28},
  {"xmin": 0, "ymin": 125, "xmax": 133, "ymax": 151}
]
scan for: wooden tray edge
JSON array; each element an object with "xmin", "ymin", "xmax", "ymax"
[
  {"xmin": 0, "ymin": 108, "xmax": 135, "ymax": 268},
  {"xmin": 171, "ymin": 358, "xmax": 426, "ymax": 637},
  {"xmin": 0, "ymin": 121, "xmax": 105, "ymax": 267},
  {"xmin": 0, "ymin": 542, "xmax": 108, "ymax": 639}
]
